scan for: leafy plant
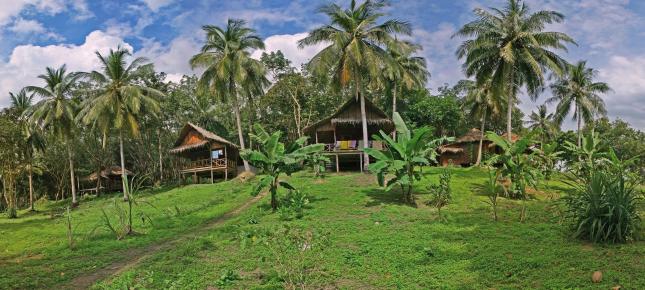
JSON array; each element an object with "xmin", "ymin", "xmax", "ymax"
[
  {"xmin": 214, "ymin": 269, "xmax": 240, "ymax": 287},
  {"xmin": 279, "ymin": 190, "xmax": 310, "ymax": 221},
  {"xmin": 241, "ymin": 124, "xmax": 323, "ymax": 211},
  {"xmin": 563, "ymin": 170, "xmax": 641, "ymax": 243},
  {"xmin": 482, "ymin": 167, "xmax": 501, "ymax": 221},
  {"xmin": 486, "ymin": 132, "xmax": 539, "ymax": 222},
  {"xmin": 364, "ymin": 112, "xmax": 437, "ymax": 205},
  {"xmin": 426, "ymin": 168, "xmax": 452, "ymax": 219},
  {"xmin": 304, "ymin": 152, "xmax": 329, "ymax": 178}
]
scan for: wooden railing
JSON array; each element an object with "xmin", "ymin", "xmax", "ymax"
[
  {"xmin": 322, "ymin": 142, "xmax": 387, "ymax": 152},
  {"xmin": 182, "ymin": 158, "xmax": 235, "ymax": 170}
]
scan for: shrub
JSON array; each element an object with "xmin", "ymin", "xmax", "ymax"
[
  {"xmin": 563, "ymin": 171, "xmax": 641, "ymax": 243},
  {"xmin": 482, "ymin": 168, "xmax": 501, "ymax": 221},
  {"xmin": 426, "ymin": 168, "xmax": 452, "ymax": 218},
  {"xmin": 278, "ymin": 190, "xmax": 310, "ymax": 221}
]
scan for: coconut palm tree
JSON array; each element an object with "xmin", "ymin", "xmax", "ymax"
[
  {"xmin": 461, "ymin": 79, "xmax": 506, "ymax": 165},
  {"xmin": 77, "ymin": 47, "xmax": 162, "ymax": 201},
  {"xmin": 190, "ymin": 19, "xmax": 267, "ymax": 172},
  {"xmin": 454, "ymin": 0, "xmax": 575, "ymax": 142},
  {"xmin": 526, "ymin": 104, "xmax": 555, "ymax": 143},
  {"xmin": 298, "ymin": 0, "xmax": 412, "ymax": 169},
  {"xmin": 26, "ymin": 65, "xmax": 82, "ymax": 206},
  {"xmin": 548, "ymin": 61, "xmax": 610, "ymax": 146},
  {"xmin": 384, "ymin": 40, "xmax": 429, "ymax": 119},
  {"xmin": 10, "ymin": 89, "xmax": 45, "ymax": 211}
]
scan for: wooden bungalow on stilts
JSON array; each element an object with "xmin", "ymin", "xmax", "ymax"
[
  {"xmin": 304, "ymin": 97, "xmax": 394, "ymax": 172},
  {"xmin": 80, "ymin": 166, "xmax": 132, "ymax": 195},
  {"xmin": 169, "ymin": 123, "xmax": 238, "ymax": 184}
]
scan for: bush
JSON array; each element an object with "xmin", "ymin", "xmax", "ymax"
[
  {"xmin": 278, "ymin": 190, "xmax": 309, "ymax": 221},
  {"xmin": 426, "ymin": 169, "xmax": 452, "ymax": 218},
  {"xmin": 563, "ymin": 171, "xmax": 641, "ymax": 243}
]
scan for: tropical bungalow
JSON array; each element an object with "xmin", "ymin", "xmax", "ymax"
[
  {"xmin": 304, "ymin": 97, "xmax": 394, "ymax": 172},
  {"xmin": 169, "ymin": 123, "xmax": 238, "ymax": 183},
  {"xmin": 80, "ymin": 166, "xmax": 132, "ymax": 194},
  {"xmin": 438, "ymin": 128, "xmax": 518, "ymax": 166}
]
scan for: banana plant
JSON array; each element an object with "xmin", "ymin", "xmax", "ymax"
[
  {"xmin": 364, "ymin": 112, "xmax": 442, "ymax": 205},
  {"xmin": 242, "ymin": 124, "xmax": 324, "ymax": 211},
  {"xmin": 486, "ymin": 131, "xmax": 538, "ymax": 222}
]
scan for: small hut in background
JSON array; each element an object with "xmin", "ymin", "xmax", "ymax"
[
  {"xmin": 81, "ymin": 166, "xmax": 132, "ymax": 194},
  {"xmin": 304, "ymin": 97, "xmax": 394, "ymax": 172},
  {"xmin": 438, "ymin": 129, "xmax": 518, "ymax": 166},
  {"xmin": 169, "ymin": 123, "xmax": 238, "ymax": 183}
]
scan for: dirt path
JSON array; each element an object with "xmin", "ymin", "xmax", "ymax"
[{"xmin": 64, "ymin": 191, "xmax": 267, "ymax": 289}]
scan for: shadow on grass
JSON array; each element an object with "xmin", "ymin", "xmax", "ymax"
[{"xmin": 363, "ymin": 188, "xmax": 418, "ymax": 207}]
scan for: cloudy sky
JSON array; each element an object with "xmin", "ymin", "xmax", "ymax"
[{"xmin": 0, "ymin": 0, "xmax": 643, "ymax": 129}]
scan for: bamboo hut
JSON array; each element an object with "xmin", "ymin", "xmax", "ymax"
[
  {"xmin": 304, "ymin": 97, "xmax": 394, "ymax": 172},
  {"xmin": 169, "ymin": 123, "xmax": 238, "ymax": 183},
  {"xmin": 81, "ymin": 166, "xmax": 132, "ymax": 193},
  {"xmin": 438, "ymin": 129, "xmax": 519, "ymax": 166}
]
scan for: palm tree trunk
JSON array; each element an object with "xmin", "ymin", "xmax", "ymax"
[
  {"xmin": 119, "ymin": 133, "xmax": 129, "ymax": 201},
  {"xmin": 158, "ymin": 129, "xmax": 163, "ymax": 182},
  {"xmin": 476, "ymin": 109, "xmax": 487, "ymax": 166},
  {"xmin": 67, "ymin": 141, "xmax": 78, "ymax": 206},
  {"xmin": 28, "ymin": 164, "xmax": 34, "ymax": 211},
  {"xmin": 507, "ymin": 89, "xmax": 513, "ymax": 142},
  {"xmin": 233, "ymin": 94, "xmax": 250, "ymax": 172},
  {"xmin": 576, "ymin": 106, "xmax": 582, "ymax": 147},
  {"xmin": 357, "ymin": 79, "xmax": 370, "ymax": 171},
  {"xmin": 392, "ymin": 82, "xmax": 397, "ymax": 139}
]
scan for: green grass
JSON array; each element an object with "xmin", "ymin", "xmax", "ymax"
[
  {"xmin": 94, "ymin": 168, "xmax": 644, "ymax": 289},
  {"xmin": 0, "ymin": 180, "xmax": 255, "ymax": 289}
]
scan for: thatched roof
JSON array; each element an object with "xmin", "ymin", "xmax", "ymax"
[
  {"xmin": 85, "ymin": 166, "xmax": 132, "ymax": 181},
  {"xmin": 455, "ymin": 128, "xmax": 485, "ymax": 143},
  {"xmin": 170, "ymin": 122, "xmax": 237, "ymax": 154},
  {"xmin": 438, "ymin": 146, "xmax": 464, "ymax": 154},
  {"xmin": 303, "ymin": 97, "xmax": 394, "ymax": 133}
]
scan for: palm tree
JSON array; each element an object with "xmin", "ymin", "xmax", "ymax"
[
  {"xmin": 384, "ymin": 40, "xmax": 429, "ymax": 137},
  {"xmin": 298, "ymin": 0, "xmax": 412, "ymax": 169},
  {"xmin": 26, "ymin": 65, "xmax": 82, "ymax": 206},
  {"xmin": 454, "ymin": 0, "xmax": 575, "ymax": 142},
  {"xmin": 461, "ymin": 79, "xmax": 506, "ymax": 165},
  {"xmin": 548, "ymin": 61, "xmax": 610, "ymax": 146},
  {"xmin": 190, "ymin": 19, "xmax": 267, "ymax": 172},
  {"xmin": 526, "ymin": 104, "xmax": 555, "ymax": 143},
  {"xmin": 10, "ymin": 89, "xmax": 45, "ymax": 211},
  {"xmin": 78, "ymin": 47, "xmax": 162, "ymax": 201}
]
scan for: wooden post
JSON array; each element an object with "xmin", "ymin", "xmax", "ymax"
[
  {"xmin": 315, "ymin": 131, "xmax": 319, "ymax": 144},
  {"xmin": 193, "ymin": 171, "xmax": 197, "ymax": 184},
  {"xmin": 224, "ymin": 146, "xmax": 229, "ymax": 181},
  {"xmin": 359, "ymin": 153, "xmax": 363, "ymax": 173},
  {"xmin": 335, "ymin": 154, "xmax": 339, "ymax": 173}
]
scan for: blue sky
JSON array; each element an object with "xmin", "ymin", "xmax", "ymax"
[{"xmin": 1, "ymin": 0, "xmax": 644, "ymax": 129}]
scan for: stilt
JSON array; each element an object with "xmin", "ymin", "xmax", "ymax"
[
  {"xmin": 225, "ymin": 168, "xmax": 228, "ymax": 181},
  {"xmin": 336, "ymin": 154, "xmax": 339, "ymax": 173},
  {"xmin": 210, "ymin": 168, "xmax": 214, "ymax": 184},
  {"xmin": 359, "ymin": 153, "xmax": 363, "ymax": 172},
  {"xmin": 193, "ymin": 171, "xmax": 197, "ymax": 184}
]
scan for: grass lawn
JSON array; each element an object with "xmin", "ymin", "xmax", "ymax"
[
  {"xmin": 95, "ymin": 167, "xmax": 644, "ymax": 289},
  {"xmin": 0, "ymin": 180, "xmax": 255, "ymax": 289}
]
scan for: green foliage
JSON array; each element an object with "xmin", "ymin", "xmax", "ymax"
[
  {"xmin": 486, "ymin": 131, "xmax": 539, "ymax": 221},
  {"xmin": 401, "ymin": 88, "xmax": 465, "ymax": 136},
  {"xmin": 214, "ymin": 269, "xmax": 240, "ymax": 287},
  {"xmin": 426, "ymin": 168, "xmax": 452, "ymax": 218},
  {"xmin": 563, "ymin": 170, "xmax": 641, "ymax": 243},
  {"xmin": 482, "ymin": 168, "xmax": 501, "ymax": 221},
  {"xmin": 364, "ymin": 112, "xmax": 437, "ymax": 204},
  {"xmin": 304, "ymin": 152, "xmax": 329, "ymax": 178},
  {"xmin": 278, "ymin": 190, "xmax": 310, "ymax": 221},
  {"xmin": 241, "ymin": 124, "xmax": 323, "ymax": 210}
]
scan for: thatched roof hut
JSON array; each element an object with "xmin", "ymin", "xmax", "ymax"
[
  {"xmin": 170, "ymin": 122, "xmax": 237, "ymax": 154},
  {"xmin": 303, "ymin": 97, "xmax": 394, "ymax": 135},
  {"xmin": 170, "ymin": 122, "xmax": 239, "ymax": 183},
  {"xmin": 438, "ymin": 129, "xmax": 520, "ymax": 166}
]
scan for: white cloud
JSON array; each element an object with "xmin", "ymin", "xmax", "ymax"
[
  {"xmin": 0, "ymin": 30, "xmax": 130, "ymax": 107},
  {"xmin": 140, "ymin": 0, "xmax": 174, "ymax": 12},
  {"xmin": 0, "ymin": 0, "xmax": 92, "ymax": 26},
  {"xmin": 411, "ymin": 23, "xmax": 463, "ymax": 90},
  {"xmin": 136, "ymin": 36, "xmax": 201, "ymax": 82},
  {"xmin": 8, "ymin": 17, "xmax": 64, "ymax": 41},
  {"xmin": 598, "ymin": 55, "xmax": 645, "ymax": 129},
  {"xmin": 250, "ymin": 32, "xmax": 327, "ymax": 70}
]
